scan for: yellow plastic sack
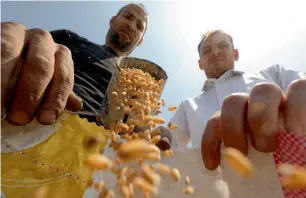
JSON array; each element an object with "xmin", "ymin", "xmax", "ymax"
[{"xmin": 1, "ymin": 114, "xmax": 109, "ymax": 198}]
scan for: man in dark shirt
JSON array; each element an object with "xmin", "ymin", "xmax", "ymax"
[
  {"xmin": 1, "ymin": 3, "xmax": 148, "ymax": 125},
  {"xmin": 50, "ymin": 3, "xmax": 148, "ymax": 124}
]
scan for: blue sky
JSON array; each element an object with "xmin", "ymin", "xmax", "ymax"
[{"xmin": 2, "ymin": 0, "xmax": 306, "ymax": 121}]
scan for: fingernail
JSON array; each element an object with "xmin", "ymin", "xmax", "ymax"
[
  {"xmin": 9, "ymin": 111, "xmax": 31, "ymax": 125},
  {"xmin": 39, "ymin": 110, "xmax": 57, "ymax": 125},
  {"xmin": 75, "ymin": 96, "xmax": 83, "ymax": 110}
]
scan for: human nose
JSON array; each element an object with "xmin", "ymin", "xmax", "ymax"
[
  {"xmin": 212, "ymin": 47, "xmax": 220, "ymax": 56},
  {"xmin": 126, "ymin": 20, "xmax": 136, "ymax": 32}
]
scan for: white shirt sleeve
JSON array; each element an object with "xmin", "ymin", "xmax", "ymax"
[
  {"xmin": 258, "ymin": 64, "xmax": 306, "ymax": 91},
  {"xmin": 169, "ymin": 100, "xmax": 191, "ymax": 149}
]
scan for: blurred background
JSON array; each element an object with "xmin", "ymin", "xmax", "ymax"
[{"xmin": 2, "ymin": 0, "xmax": 305, "ymax": 121}]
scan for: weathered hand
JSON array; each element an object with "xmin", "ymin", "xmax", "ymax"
[
  {"xmin": 201, "ymin": 80, "xmax": 306, "ymax": 170},
  {"xmin": 1, "ymin": 22, "xmax": 83, "ymax": 126}
]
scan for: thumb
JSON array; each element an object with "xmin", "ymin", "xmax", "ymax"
[{"xmin": 65, "ymin": 92, "xmax": 83, "ymax": 112}]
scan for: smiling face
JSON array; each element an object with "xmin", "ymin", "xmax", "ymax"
[
  {"xmin": 198, "ymin": 31, "xmax": 239, "ymax": 79},
  {"xmin": 106, "ymin": 4, "xmax": 147, "ymax": 55}
]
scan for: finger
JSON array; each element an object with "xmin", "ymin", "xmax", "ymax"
[
  {"xmin": 65, "ymin": 92, "xmax": 83, "ymax": 112},
  {"xmin": 1, "ymin": 22, "xmax": 26, "ymax": 108},
  {"xmin": 201, "ymin": 111, "xmax": 222, "ymax": 170},
  {"xmin": 248, "ymin": 83, "xmax": 284, "ymax": 152},
  {"xmin": 221, "ymin": 93, "xmax": 249, "ymax": 156},
  {"xmin": 7, "ymin": 28, "xmax": 56, "ymax": 125},
  {"xmin": 36, "ymin": 44, "xmax": 74, "ymax": 125},
  {"xmin": 276, "ymin": 111, "xmax": 286, "ymax": 134},
  {"xmin": 284, "ymin": 79, "xmax": 306, "ymax": 135}
]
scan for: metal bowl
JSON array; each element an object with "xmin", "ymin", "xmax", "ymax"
[
  {"xmin": 118, "ymin": 57, "xmax": 168, "ymax": 90},
  {"xmin": 100, "ymin": 57, "xmax": 168, "ymax": 127}
]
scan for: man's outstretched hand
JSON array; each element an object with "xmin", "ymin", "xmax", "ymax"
[
  {"xmin": 201, "ymin": 81, "xmax": 306, "ymax": 170},
  {"xmin": 1, "ymin": 22, "xmax": 83, "ymax": 126}
]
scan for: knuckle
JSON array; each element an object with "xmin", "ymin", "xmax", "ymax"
[
  {"xmin": 2, "ymin": 22, "xmax": 26, "ymax": 30},
  {"xmin": 208, "ymin": 111, "xmax": 221, "ymax": 124},
  {"xmin": 286, "ymin": 79, "xmax": 306, "ymax": 105},
  {"xmin": 29, "ymin": 28, "xmax": 52, "ymax": 39},
  {"xmin": 250, "ymin": 83, "xmax": 282, "ymax": 97},
  {"xmin": 57, "ymin": 44, "xmax": 71, "ymax": 55},
  {"xmin": 287, "ymin": 79, "xmax": 306, "ymax": 93},
  {"xmin": 1, "ymin": 39, "xmax": 19, "ymax": 58},
  {"xmin": 206, "ymin": 116, "xmax": 220, "ymax": 130},
  {"xmin": 1, "ymin": 23, "xmax": 26, "ymax": 59},
  {"xmin": 56, "ymin": 44, "xmax": 74, "ymax": 72},
  {"xmin": 223, "ymin": 94, "xmax": 246, "ymax": 109}
]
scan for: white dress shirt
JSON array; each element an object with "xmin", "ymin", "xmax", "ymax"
[{"xmin": 170, "ymin": 64, "xmax": 306, "ymax": 149}]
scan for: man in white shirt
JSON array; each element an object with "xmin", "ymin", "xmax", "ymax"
[{"xmin": 168, "ymin": 30, "xmax": 306, "ymax": 197}]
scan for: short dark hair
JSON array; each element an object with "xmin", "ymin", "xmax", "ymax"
[
  {"xmin": 117, "ymin": 3, "xmax": 148, "ymax": 17},
  {"xmin": 197, "ymin": 30, "xmax": 234, "ymax": 57}
]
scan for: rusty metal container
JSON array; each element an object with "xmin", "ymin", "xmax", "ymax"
[{"xmin": 99, "ymin": 57, "xmax": 168, "ymax": 127}]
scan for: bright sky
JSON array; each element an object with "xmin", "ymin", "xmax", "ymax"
[
  {"xmin": 177, "ymin": 0, "xmax": 306, "ymax": 68},
  {"xmin": 2, "ymin": 0, "xmax": 306, "ymax": 121}
]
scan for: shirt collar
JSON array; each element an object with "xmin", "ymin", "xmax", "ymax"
[
  {"xmin": 101, "ymin": 45, "xmax": 119, "ymax": 57},
  {"xmin": 202, "ymin": 70, "xmax": 244, "ymax": 92}
]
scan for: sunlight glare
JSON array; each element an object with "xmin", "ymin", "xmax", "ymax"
[{"xmin": 178, "ymin": 0, "xmax": 306, "ymax": 61}]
